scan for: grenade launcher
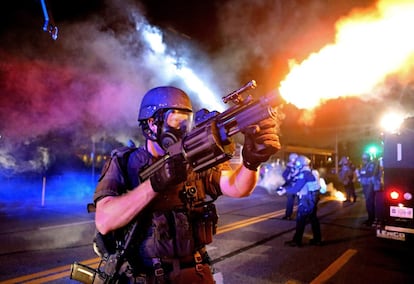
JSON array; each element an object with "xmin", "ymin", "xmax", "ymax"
[{"xmin": 139, "ymin": 80, "xmax": 282, "ymax": 181}]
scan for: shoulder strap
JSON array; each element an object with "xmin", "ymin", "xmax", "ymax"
[
  {"xmin": 111, "ymin": 145, "xmax": 137, "ymax": 166},
  {"xmin": 111, "ymin": 147, "xmax": 149, "ymax": 188}
]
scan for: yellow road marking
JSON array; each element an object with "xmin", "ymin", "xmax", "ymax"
[
  {"xmin": 217, "ymin": 209, "xmax": 285, "ymax": 234},
  {"xmin": 0, "ymin": 258, "xmax": 99, "ymax": 284},
  {"xmin": 23, "ymin": 262, "xmax": 100, "ymax": 284},
  {"xmin": 310, "ymin": 249, "xmax": 357, "ymax": 284}
]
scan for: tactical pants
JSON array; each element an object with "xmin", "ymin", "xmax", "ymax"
[
  {"xmin": 344, "ymin": 183, "xmax": 356, "ymax": 202},
  {"xmin": 284, "ymin": 193, "xmax": 297, "ymax": 218},
  {"xmin": 293, "ymin": 192, "xmax": 321, "ymax": 244},
  {"xmin": 362, "ymin": 184, "xmax": 375, "ymax": 223}
]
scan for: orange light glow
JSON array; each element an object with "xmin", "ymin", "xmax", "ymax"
[{"xmin": 279, "ymin": 0, "xmax": 414, "ymax": 114}]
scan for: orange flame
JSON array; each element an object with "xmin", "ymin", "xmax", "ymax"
[{"xmin": 279, "ymin": 0, "xmax": 414, "ymax": 111}]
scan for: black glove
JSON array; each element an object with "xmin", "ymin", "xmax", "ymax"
[
  {"xmin": 150, "ymin": 155, "xmax": 187, "ymax": 192},
  {"xmin": 242, "ymin": 117, "xmax": 281, "ymax": 171}
]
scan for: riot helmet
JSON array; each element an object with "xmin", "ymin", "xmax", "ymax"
[
  {"xmin": 138, "ymin": 86, "xmax": 193, "ymax": 150},
  {"xmin": 294, "ymin": 155, "xmax": 311, "ymax": 170},
  {"xmin": 339, "ymin": 156, "xmax": 349, "ymax": 166},
  {"xmin": 361, "ymin": 152, "xmax": 371, "ymax": 164},
  {"xmin": 287, "ymin": 153, "xmax": 298, "ymax": 167}
]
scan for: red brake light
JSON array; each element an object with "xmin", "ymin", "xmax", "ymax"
[{"xmin": 389, "ymin": 190, "xmax": 400, "ymax": 200}]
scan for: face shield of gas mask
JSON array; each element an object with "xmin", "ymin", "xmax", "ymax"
[{"xmin": 159, "ymin": 109, "xmax": 193, "ymax": 150}]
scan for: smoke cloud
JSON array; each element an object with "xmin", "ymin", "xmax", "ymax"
[
  {"xmin": 0, "ymin": 1, "xmax": 224, "ymax": 174},
  {"xmin": 1, "ymin": 0, "xmax": 413, "ymax": 176}
]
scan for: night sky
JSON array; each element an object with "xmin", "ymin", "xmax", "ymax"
[{"xmin": 1, "ymin": 0, "xmax": 412, "ymax": 174}]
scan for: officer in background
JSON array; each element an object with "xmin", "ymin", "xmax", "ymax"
[
  {"xmin": 356, "ymin": 153, "xmax": 380, "ymax": 226},
  {"xmin": 91, "ymin": 86, "xmax": 281, "ymax": 283},
  {"xmin": 284, "ymin": 155, "xmax": 322, "ymax": 247},
  {"xmin": 338, "ymin": 156, "xmax": 356, "ymax": 203},
  {"xmin": 280, "ymin": 153, "xmax": 299, "ymax": 220}
]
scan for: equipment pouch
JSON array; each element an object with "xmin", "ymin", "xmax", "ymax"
[
  {"xmin": 151, "ymin": 212, "xmax": 174, "ymax": 257},
  {"xmin": 195, "ymin": 220, "xmax": 212, "ymax": 245},
  {"xmin": 173, "ymin": 211, "xmax": 194, "ymax": 257},
  {"xmin": 193, "ymin": 204, "xmax": 218, "ymax": 245}
]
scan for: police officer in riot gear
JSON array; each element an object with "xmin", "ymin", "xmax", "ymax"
[
  {"xmin": 92, "ymin": 86, "xmax": 281, "ymax": 283},
  {"xmin": 356, "ymin": 152, "xmax": 380, "ymax": 226},
  {"xmin": 284, "ymin": 155, "xmax": 322, "ymax": 247},
  {"xmin": 280, "ymin": 153, "xmax": 299, "ymax": 220},
  {"xmin": 338, "ymin": 156, "xmax": 357, "ymax": 203}
]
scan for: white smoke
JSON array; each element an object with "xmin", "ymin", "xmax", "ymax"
[{"xmin": 0, "ymin": 0, "xmax": 228, "ymax": 173}]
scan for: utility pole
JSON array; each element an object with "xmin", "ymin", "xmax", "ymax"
[
  {"xmin": 335, "ymin": 132, "xmax": 339, "ymax": 174},
  {"xmin": 91, "ymin": 140, "xmax": 95, "ymax": 186}
]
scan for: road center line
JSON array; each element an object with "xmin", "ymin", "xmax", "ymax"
[
  {"xmin": 217, "ymin": 209, "xmax": 286, "ymax": 234},
  {"xmin": 310, "ymin": 249, "xmax": 357, "ymax": 284}
]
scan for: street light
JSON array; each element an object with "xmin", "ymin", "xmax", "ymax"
[{"xmin": 380, "ymin": 112, "xmax": 405, "ymax": 134}]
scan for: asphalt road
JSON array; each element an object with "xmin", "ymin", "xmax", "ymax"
[{"xmin": 1, "ymin": 186, "xmax": 414, "ymax": 284}]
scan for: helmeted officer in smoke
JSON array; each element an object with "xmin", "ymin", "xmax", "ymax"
[
  {"xmin": 91, "ymin": 86, "xmax": 281, "ymax": 283},
  {"xmin": 356, "ymin": 152, "xmax": 381, "ymax": 226},
  {"xmin": 279, "ymin": 153, "xmax": 299, "ymax": 220},
  {"xmin": 338, "ymin": 156, "xmax": 357, "ymax": 203},
  {"xmin": 284, "ymin": 155, "xmax": 322, "ymax": 247}
]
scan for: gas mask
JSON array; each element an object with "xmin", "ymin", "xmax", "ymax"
[{"xmin": 158, "ymin": 109, "xmax": 193, "ymax": 150}]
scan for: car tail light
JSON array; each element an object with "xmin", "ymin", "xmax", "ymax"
[
  {"xmin": 387, "ymin": 187, "xmax": 412, "ymax": 201},
  {"xmin": 387, "ymin": 187, "xmax": 404, "ymax": 203},
  {"xmin": 389, "ymin": 190, "xmax": 400, "ymax": 200}
]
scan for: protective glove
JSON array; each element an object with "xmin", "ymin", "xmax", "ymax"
[
  {"xmin": 150, "ymin": 155, "xmax": 187, "ymax": 192},
  {"xmin": 242, "ymin": 117, "xmax": 281, "ymax": 171},
  {"xmin": 276, "ymin": 186, "xmax": 286, "ymax": 196}
]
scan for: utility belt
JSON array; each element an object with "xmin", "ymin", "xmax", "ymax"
[
  {"xmin": 157, "ymin": 248, "xmax": 210, "ymax": 273},
  {"xmin": 360, "ymin": 176, "xmax": 374, "ymax": 185},
  {"xmin": 162, "ymin": 259, "xmax": 205, "ymax": 272},
  {"xmin": 132, "ymin": 248, "xmax": 212, "ymax": 284},
  {"xmin": 298, "ymin": 190, "xmax": 319, "ymax": 199}
]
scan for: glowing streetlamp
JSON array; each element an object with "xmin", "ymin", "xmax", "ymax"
[{"xmin": 380, "ymin": 112, "xmax": 405, "ymax": 134}]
